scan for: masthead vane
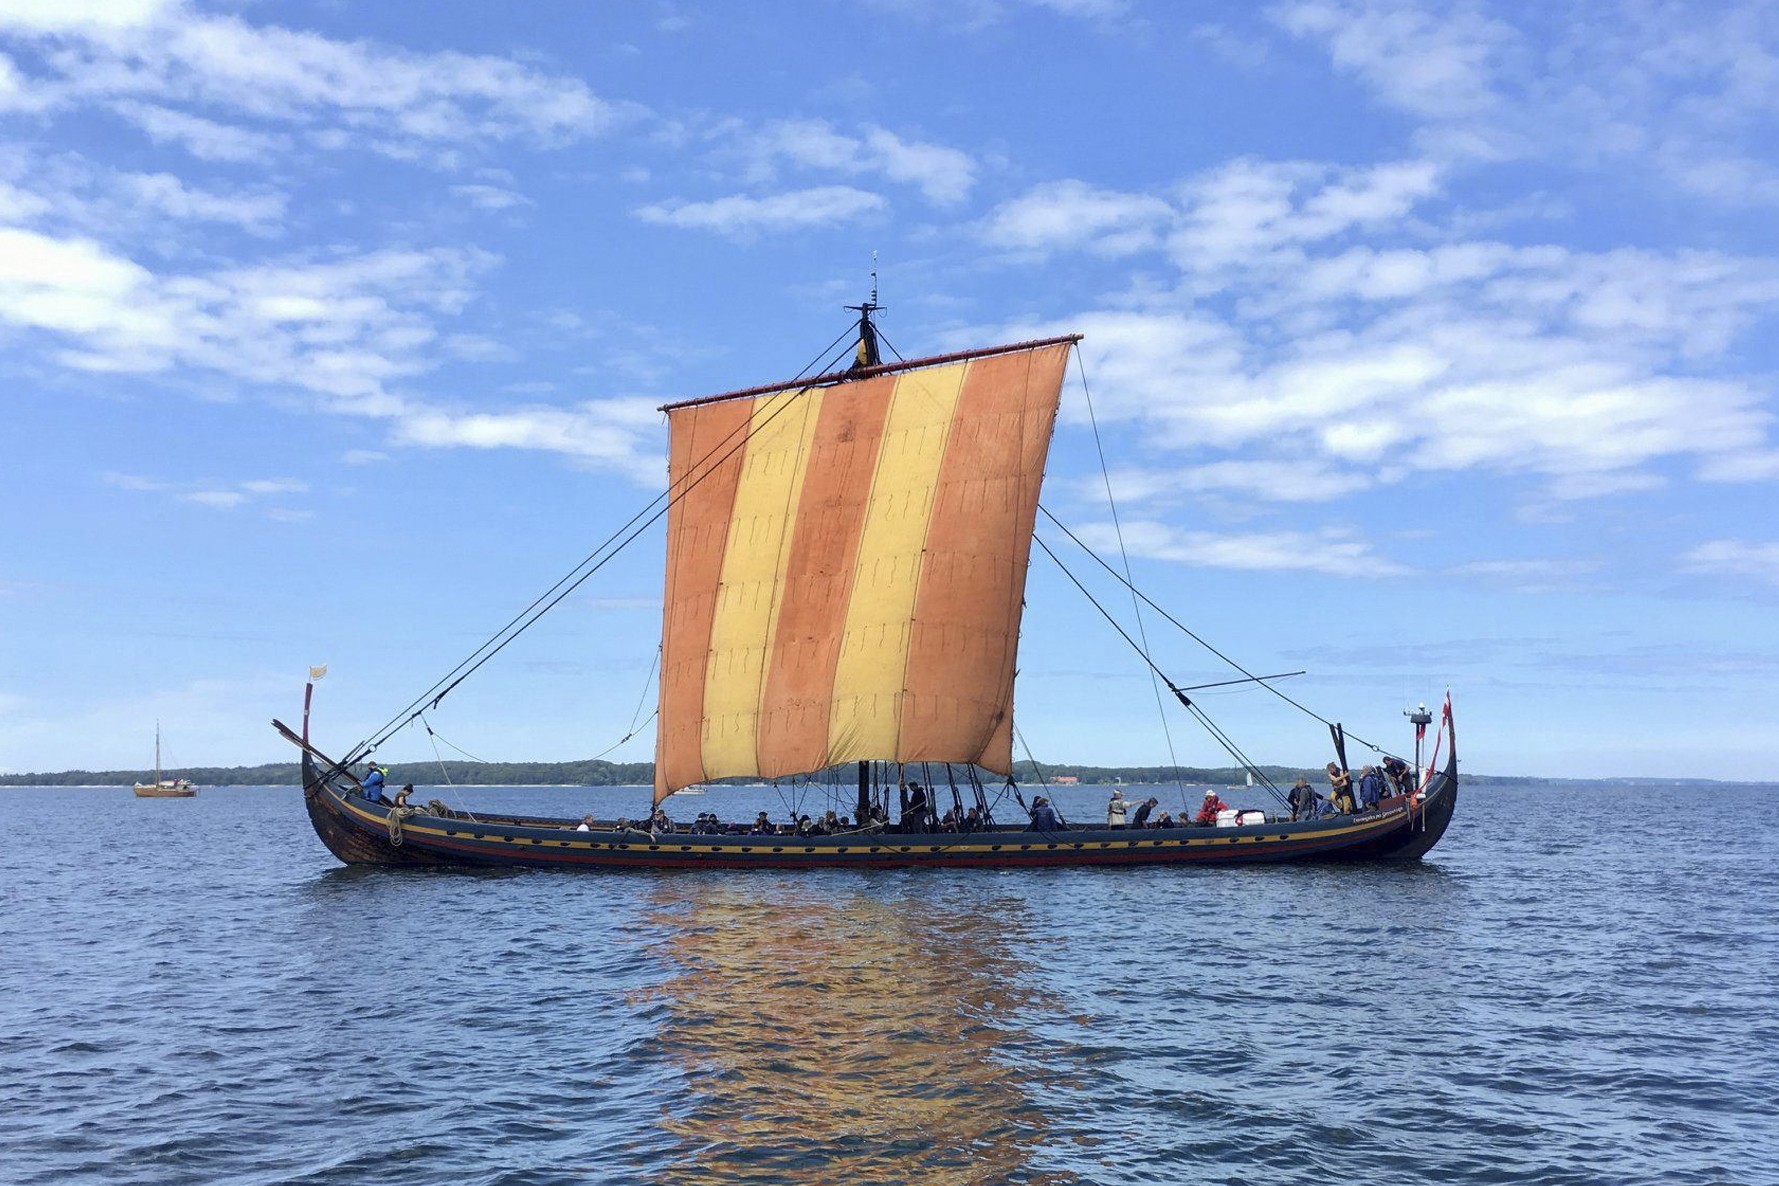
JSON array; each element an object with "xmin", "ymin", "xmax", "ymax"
[{"xmin": 846, "ymin": 253, "xmax": 883, "ymax": 369}]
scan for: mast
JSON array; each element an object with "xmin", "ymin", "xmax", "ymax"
[
  {"xmin": 847, "ymin": 286, "xmax": 879, "ymax": 825},
  {"xmin": 154, "ymin": 721, "xmax": 161, "ymax": 788},
  {"xmin": 845, "ymin": 270, "xmax": 882, "ymax": 371}
]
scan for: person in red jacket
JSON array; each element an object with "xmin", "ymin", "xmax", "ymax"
[{"xmin": 1194, "ymin": 790, "xmax": 1229, "ymax": 826}]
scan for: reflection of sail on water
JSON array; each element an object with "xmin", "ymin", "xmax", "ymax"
[{"xmin": 633, "ymin": 886, "xmax": 1078, "ymax": 1185}]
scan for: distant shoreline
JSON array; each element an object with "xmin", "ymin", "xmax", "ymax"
[{"xmin": 0, "ymin": 758, "xmax": 1756, "ymax": 789}]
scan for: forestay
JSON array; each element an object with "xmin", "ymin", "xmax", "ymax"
[{"xmin": 654, "ymin": 340, "xmax": 1073, "ymax": 803}]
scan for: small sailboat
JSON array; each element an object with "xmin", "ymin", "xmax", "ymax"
[
  {"xmin": 276, "ymin": 305, "xmax": 1456, "ymax": 868},
  {"xmin": 133, "ymin": 723, "xmax": 197, "ymax": 797}
]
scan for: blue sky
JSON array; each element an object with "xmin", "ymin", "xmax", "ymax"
[{"xmin": 3, "ymin": 0, "xmax": 1777, "ymax": 780}]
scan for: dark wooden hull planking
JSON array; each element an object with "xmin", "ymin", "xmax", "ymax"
[{"xmin": 294, "ymin": 730, "xmax": 1459, "ymax": 871}]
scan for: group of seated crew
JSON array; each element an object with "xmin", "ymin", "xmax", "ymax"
[
  {"xmin": 671, "ymin": 809, "xmax": 876, "ymax": 837},
  {"xmin": 891, "ymin": 784, "xmax": 992, "ymax": 834},
  {"xmin": 1282, "ymin": 756, "xmax": 1417, "ymax": 821},
  {"xmin": 795, "ymin": 810, "xmax": 861, "ymax": 836},
  {"xmin": 929, "ymin": 805, "xmax": 987, "ymax": 832},
  {"xmin": 1106, "ymin": 791, "xmax": 1180, "ymax": 829}
]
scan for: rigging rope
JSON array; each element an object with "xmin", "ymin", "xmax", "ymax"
[
  {"xmin": 873, "ymin": 328, "xmax": 907, "ymax": 364},
  {"xmin": 1074, "ymin": 348, "xmax": 1189, "ymax": 807},
  {"xmin": 1037, "ymin": 504, "xmax": 1389, "ymax": 757},
  {"xmin": 588, "ymin": 709, "xmax": 657, "ymax": 762},
  {"xmin": 1030, "ymin": 532, "xmax": 1288, "ymax": 808},
  {"xmin": 1013, "ymin": 724, "xmax": 1067, "ymax": 834},
  {"xmin": 628, "ymin": 645, "xmax": 660, "ymax": 737},
  {"xmin": 419, "ymin": 714, "xmax": 475, "ymax": 819},
  {"xmin": 350, "ymin": 326, "xmax": 860, "ymax": 763}
]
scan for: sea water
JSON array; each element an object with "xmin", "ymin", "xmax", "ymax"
[{"xmin": 1, "ymin": 782, "xmax": 1773, "ymax": 1185}]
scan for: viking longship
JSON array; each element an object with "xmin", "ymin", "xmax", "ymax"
[{"xmin": 276, "ymin": 306, "xmax": 1457, "ymax": 868}]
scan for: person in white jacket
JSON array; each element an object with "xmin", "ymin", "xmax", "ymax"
[{"xmin": 1106, "ymin": 789, "xmax": 1128, "ymax": 828}]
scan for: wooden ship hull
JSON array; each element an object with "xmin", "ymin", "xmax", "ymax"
[{"xmin": 286, "ymin": 724, "xmax": 1458, "ymax": 871}]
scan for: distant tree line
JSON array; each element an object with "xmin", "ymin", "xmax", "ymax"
[
  {"xmin": 1, "ymin": 755, "xmax": 1550, "ymax": 788},
  {"xmin": 0, "ymin": 758, "xmax": 652, "ymax": 787}
]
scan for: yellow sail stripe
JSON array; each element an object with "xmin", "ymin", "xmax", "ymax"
[
  {"xmin": 826, "ymin": 362, "xmax": 969, "ymax": 760},
  {"xmin": 699, "ymin": 386, "xmax": 824, "ymax": 775}
]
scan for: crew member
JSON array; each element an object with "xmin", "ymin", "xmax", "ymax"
[{"xmin": 1287, "ymin": 777, "xmax": 1314, "ymax": 821}]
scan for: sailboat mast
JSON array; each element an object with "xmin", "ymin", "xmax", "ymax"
[{"xmin": 154, "ymin": 721, "xmax": 161, "ymax": 787}]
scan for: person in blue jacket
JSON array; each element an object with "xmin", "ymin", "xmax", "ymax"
[
  {"xmin": 1358, "ymin": 765, "xmax": 1386, "ymax": 810},
  {"xmin": 1029, "ymin": 796, "xmax": 1063, "ymax": 832},
  {"xmin": 361, "ymin": 761, "xmax": 386, "ymax": 803}
]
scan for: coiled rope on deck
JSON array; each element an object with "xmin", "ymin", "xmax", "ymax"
[{"xmin": 386, "ymin": 805, "xmax": 419, "ymax": 846}]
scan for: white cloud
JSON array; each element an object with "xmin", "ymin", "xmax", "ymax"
[
  {"xmin": 1269, "ymin": 1, "xmax": 1515, "ymax": 124},
  {"xmin": 0, "ymin": 227, "xmax": 488, "ymax": 397},
  {"xmin": 395, "ymin": 398, "xmax": 662, "ymax": 483},
  {"xmin": 112, "ymin": 101, "xmax": 286, "ymax": 162},
  {"xmin": 1272, "ymin": 1, "xmax": 1779, "ymax": 203},
  {"xmin": 635, "ymin": 186, "xmax": 885, "ymax": 236},
  {"xmin": 0, "ymin": 0, "xmax": 174, "ymax": 34},
  {"xmin": 443, "ymin": 333, "xmax": 514, "ymax": 362},
  {"xmin": 1683, "ymin": 539, "xmax": 1779, "ymax": 587},
  {"xmin": 1, "ymin": 226, "xmax": 674, "ymax": 483},
  {"xmin": 108, "ymin": 472, "xmax": 308, "ymax": 510},
  {"xmin": 734, "ymin": 119, "xmax": 975, "ymax": 204},
  {"xmin": 1096, "ymin": 459, "xmax": 1376, "ymax": 505},
  {"xmin": 452, "ymin": 183, "xmax": 529, "ymax": 211},
  {"xmin": 120, "ymin": 171, "xmax": 285, "ymax": 232},
  {"xmin": 997, "ymin": 286, "xmax": 1779, "ymax": 504},
  {"xmin": 0, "ymin": 2, "xmax": 621, "ymax": 162},
  {"xmin": 984, "ymin": 179, "xmax": 1172, "ymax": 256},
  {"xmin": 1170, "ymin": 157, "xmax": 1442, "ymax": 272},
  {"xmin": 0, "ymin": 176, "xmax": 50, "ymax": 219},
  {"xmin": 1447, "ymin": 557, "xmax": 1597, "ymax": 592},
  {"xmin": 239, "ymin": 479, "xmax": 306, "ymax": 495},
  {"xmin": 968, "ymin": 135, "xmax": 1779, "ymax": 503},
  {"xmin": 857, "ymin": 126, "xmax": 975, "ymax": 204},
  {"xmin": 1699, "ymin": 450, "xmax": 1779, "ymax": 483},
  {"xmin": 181, "ymin": 489, "xmax": 247, "ymax": 508},
  {"xmin": 1077, "ymin": 519, "xmax": 1409, "ymax": 577},
  {"xmin": 867, "ymin": 0, "xmax": 1130, "ymax": 28}
]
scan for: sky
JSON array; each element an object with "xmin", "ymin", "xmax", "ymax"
[{"xmin": 2, "ymin": 0, "xmax": 1777, "ymax": 781}]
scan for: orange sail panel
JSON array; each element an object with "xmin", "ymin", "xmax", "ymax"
[{"xmin": 654, "ymin": 342, "xmax": 1070, "ymax": 803}]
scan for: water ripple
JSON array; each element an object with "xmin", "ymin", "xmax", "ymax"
[{"xmin": 0, "ymin": 782, "xmax": 1774, "ymax": 1184}]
